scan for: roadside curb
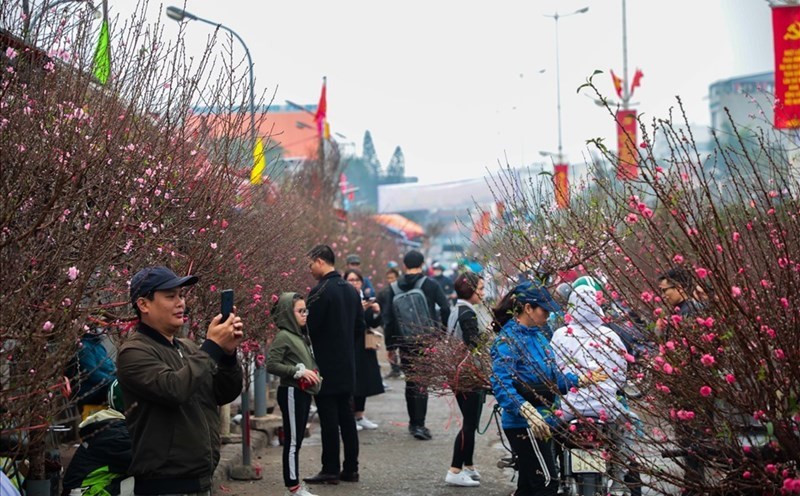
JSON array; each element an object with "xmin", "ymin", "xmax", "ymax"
[{"xmin": 213, "ymin": 415, "xmax": 283, "ymax": 487}]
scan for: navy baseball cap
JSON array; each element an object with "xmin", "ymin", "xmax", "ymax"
[
  {"xmin": 130, "ymin": 266, "xmax": 198, "ymax": 305},
  {"xmin": 512, "ymin": 281, "xmax": 560, "ymax": 313}
]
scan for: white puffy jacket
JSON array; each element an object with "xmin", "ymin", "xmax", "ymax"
[{"xmin": 550, "ymin": 285, "xmax": 628, "ymax": 420}]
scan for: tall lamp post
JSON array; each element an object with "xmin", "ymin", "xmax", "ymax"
[
  {"xmin": 542, "ymin": 6, "xmax": 589, "ymax": 208},
  {"xmin": 543, "ymin": 6, "xmax": 589, "ymax": 164},
  {"xmin": 165, "ymin": 6, "xmax": 262, "ymax": 475},
  {"xmin": 621, "ymin": 0, "xmax": 630, "ymax": 110}
]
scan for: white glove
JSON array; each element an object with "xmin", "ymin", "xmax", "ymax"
[{"xmin": 519, "ymin": 401, "xmax": 550, "ymax": 439}]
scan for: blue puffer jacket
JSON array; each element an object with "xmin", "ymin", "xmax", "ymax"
[{"xmin": 490, "ymin": 319, "xmax": 578, "ymax": 429}]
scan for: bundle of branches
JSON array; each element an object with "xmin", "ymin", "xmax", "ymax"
[
  {"xmin": 401, "ymin": 332, "xmax": 494, "ymax": 396},
  {"xmin": 457, "ymin": 77, "xmax": 799, "ymax": 494}
]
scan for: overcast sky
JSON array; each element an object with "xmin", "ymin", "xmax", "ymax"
[{"xmin": 112, "ymin": 0, "xmax": 773, "ymax": 184}]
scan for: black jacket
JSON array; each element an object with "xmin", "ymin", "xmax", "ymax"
[
  {"xmin": 117, "ymin": 323, "xmax": 243, "ymax": 495},
  {"xmin": 61, "ymin": 412, "xmax": 131, "ymax": 496},
  {"xmin": 306, "ymin": 271, "xmax": 366, "ymax": 395},
  {"xmin": 382, "ymin": 273, "xmax": 450, "ymax": 348}
]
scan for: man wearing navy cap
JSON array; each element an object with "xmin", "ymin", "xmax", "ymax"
[{"xmin": 117, "ymin": 266, "xmax": 244, "ymax": 496}]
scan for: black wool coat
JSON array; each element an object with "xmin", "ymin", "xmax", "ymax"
[{"xmin": 307, "ymin": 271, "xmax": 366, "ymax": 396}]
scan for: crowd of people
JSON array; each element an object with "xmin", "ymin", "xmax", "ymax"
[{"xmin": 43, "ymin": 247, "xmax": 718, "ymax": 496}]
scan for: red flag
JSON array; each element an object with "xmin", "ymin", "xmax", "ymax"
[
  {"xmin": 610, "ymin": 69, "xmax": 623, "ymax": 98},
  {"xmin": 772, "ymin": 5, "xmax": 800, "ymax": 128},
  {"xmin": 314, "ymin": 77, "xmax": 328, "ymax": 138},
  {"xmin": 630, "ymin": 69, "xmax": 644, "ymax": 96}
]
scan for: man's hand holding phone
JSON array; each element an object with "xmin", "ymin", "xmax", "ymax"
[{"xmin": 208, "ymin": 289, "xmax": 244, "ymax": 354}]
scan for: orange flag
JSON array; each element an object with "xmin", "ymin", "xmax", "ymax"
[{"xmin": 610, "ymin": 69, "xmax": 623, "ymax": 99}]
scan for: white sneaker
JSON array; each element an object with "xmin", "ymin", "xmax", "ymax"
[
  {"xmin": 445, "ymin": 470, "xmax": 480, "ymax": 487},
  {"xmin": 356, "ymin": 423, "xmax": 363, "ymax": 431},
  {"xmin": 356, "ymin": 416, "xmax": 379, "ymax": 430},
  {"xmin": 463, "ymin": 467, "xmax": 481, "ymax": 481},
  {"xmin": 286, "ymin": 483, "xmax": 318, "ymax": 496}
]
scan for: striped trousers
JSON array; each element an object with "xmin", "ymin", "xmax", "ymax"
[{"xmin": 277, "ymin": 386, "xmax": 312, "ymax": 487}]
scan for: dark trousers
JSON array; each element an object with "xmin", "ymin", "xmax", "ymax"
[
  {"xmin": 314, "ymin": 393, "xmax": 359, "ymax": 474},
  {"xmin": 400, "ymin": 348, "xmax": 428, "ymax": 427},
  {"xmin": 277, "ymin": 386, "xmax": 311, "ymax": 487},
  {"xmin": 353, "ymin": 395, "xmax": 366, "ymax": 413},
  {"xmin": 505, "ymin": 427, "xmax": 558, "ymax": 496},
  {"xmin": 451, "ymin": 391, "xmax": 482, "ymax": 468}
]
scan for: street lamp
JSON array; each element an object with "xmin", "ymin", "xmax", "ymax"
[
  {"xmin": 166, "ymin": 6, "xmax": 256, "ymax": 165},
  {"xmin": 543, "ymin": 6, "xmax": 589, "ymax": 164},
  {"xmin": 165, "ymin": 6, "xmax": 261, "ymax": 473}
]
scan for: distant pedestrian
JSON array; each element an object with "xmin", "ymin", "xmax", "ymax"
[
  {"xmin": 432, "ymin": 261, "xmax": 456, "ymax": 306},
  {"xmin": 444, "ymin": 272, "xmax": 488, "ymax": 487},
  {"xmin": 380, "ymin": 268, "xmax": 403, "ymax": 379},
  {"xmin": 343, "ymin": 268, "xmax": 385, "ymax": 431},
  {"xmin": 266, "ymin": 293, "xmax": 321, "ymax": 496},
  {"xmin": 117, "ymin": 266, "xmax": 244, "ymax": 496},
  {"xmin": 304, "ymin": 245, "xmax": 364, "ymax": 485},
  {"xmin": 382, "ymin": 250, "xmax": 450, "ymax": 440},
  {"xmin": 346, "ymin": 254, "xmax": 375, "ymax": 298}
]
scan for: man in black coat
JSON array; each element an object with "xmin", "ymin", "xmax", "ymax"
[
  {"xmin": 382, "ymin": 250, "xmax": 450, "ymax": 440},
  {"xmin": 303, "ymin": 244, "xmax": 366, "ymax": 485}
]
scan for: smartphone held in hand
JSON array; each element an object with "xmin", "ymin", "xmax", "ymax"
[{"xmin": 220, "ymin": 289, "xmax": 234, "ymax": 322}]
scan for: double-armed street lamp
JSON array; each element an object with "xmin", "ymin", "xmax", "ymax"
[{"xmin": 541, "ymin": 6, "xmax": 589, "ymax": 165}]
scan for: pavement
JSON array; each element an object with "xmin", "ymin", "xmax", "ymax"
[{"xmin": 218, "ymin": 372, "xmax": 520, "ymax": 496}]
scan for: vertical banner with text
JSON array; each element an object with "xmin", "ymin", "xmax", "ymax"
[
  {"xmin": 617, "ymin": 109, "xmax": 638, "ymax": 180},
  {"xmin": 773, "ymin": 5, "xmax": 800, "ymax": 129},
  {"xmin": 554, "ymin": 164, "xmax": 569, "ymax": 209}
]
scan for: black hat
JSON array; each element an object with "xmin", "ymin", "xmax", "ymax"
[
  {"xmin": 130, "ymin": 266, "xmax": 198, "ymax": 305},
  {"xmin": 346, "ymin": 254, "xmax": 361, "ymax": 265},
  {"xmin": 403, "ymin": 250, "xmax": 425, "ymax": 269}
]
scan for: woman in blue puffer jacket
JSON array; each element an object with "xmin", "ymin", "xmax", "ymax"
[{"xmin": 490, "ymin": 281, "xmax": 603, "ymax": 496}]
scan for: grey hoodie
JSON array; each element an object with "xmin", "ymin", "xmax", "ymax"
[{"xmin": 266, "ymin": 293, "xmax": 320, "ymax": 394}]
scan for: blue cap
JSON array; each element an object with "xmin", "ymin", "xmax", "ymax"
[
  {"xmin": 512, "ymin": 281, "xmax": 560, "ymax": 313},
  {"xmin": 130, "ymin": 266, "xmax": 198, "ymax": 305}
]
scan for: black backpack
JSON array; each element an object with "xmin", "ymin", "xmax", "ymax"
[{"xmin": 391, "ymin": 276, "xmax": 433, "ymax": 337}]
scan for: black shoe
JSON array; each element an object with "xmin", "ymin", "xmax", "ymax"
[
  {"xmin": 411, "ymin": 425, "xmax": 432, "ymax": 440},
  {"xmin": 303, "ymin": 471, "xmax": 340, "ymax": 485},
  {"xmin": 339, "ymin": 471, "xmax": 360, "ymax": 482}
]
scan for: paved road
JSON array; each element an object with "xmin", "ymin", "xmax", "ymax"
[{"xmin": 224, "ymin": 373, "xmax": 518, "ymax": 496}]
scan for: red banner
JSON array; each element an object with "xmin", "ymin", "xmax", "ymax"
[
  {"xmin": 773, "ymin": 5, "xmax": 800, "ymax": 129},
  {"xmin": 617, "ymin": 109, "xmax": 638, "ymax": 180},
  {"xmin": 554, "ymin": 163, "xmax": 569, "ymax": 209}
]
